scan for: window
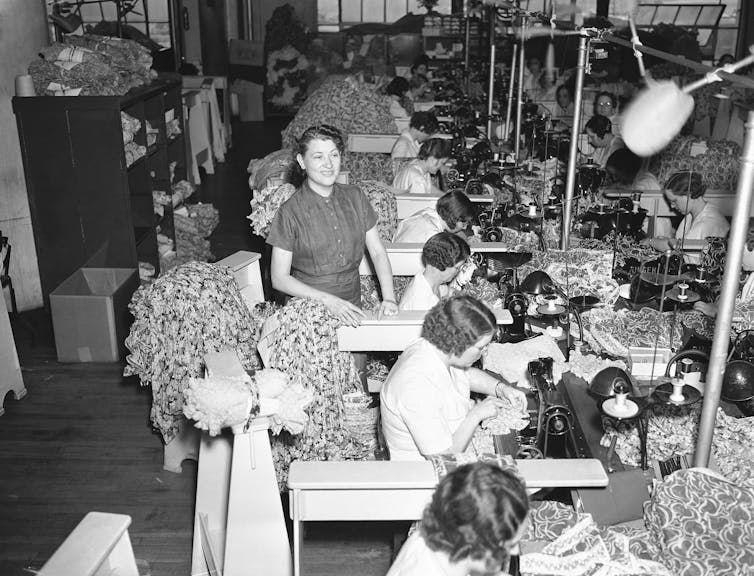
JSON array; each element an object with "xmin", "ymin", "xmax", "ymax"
[
  {"xmin": 624, "ymin": 1, "xmax": 740, "ymax": 62},
  {"xmin": 76, "ymin": 0, "xmax": 172, "ymax": 47},
  {"xmin": 318, "ymin": 0, "xmax": 452, "ymax": 30}
]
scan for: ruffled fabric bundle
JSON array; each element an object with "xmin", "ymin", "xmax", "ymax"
[{"xmin": 124, "ymin": 262, "xmax": 275, "ymax": 442}]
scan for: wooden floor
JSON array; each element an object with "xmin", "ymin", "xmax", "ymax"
[
  {"xmin": 0, "ymin": 312, "xmax": 395, "ymax": 576},
  {"xmin": 0, "ymin": 119, "xmax": 397, "ymax": 576}
]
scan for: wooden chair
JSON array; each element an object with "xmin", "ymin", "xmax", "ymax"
[{"xmin": 38, "ymin": 512, "xmax": 139, "ymax": 576}]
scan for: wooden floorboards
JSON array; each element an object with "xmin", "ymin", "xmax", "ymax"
[{"xmin": 0, "ymin": 319, "xmax": 397, "ymax": 576}]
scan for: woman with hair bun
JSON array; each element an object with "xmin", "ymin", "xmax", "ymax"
[
  {"xmin": 648, "ymin": 171, "xmax": 729, "ymax": 263},
  {"xmin": 380, "ymin": 295, "xmax": 526, "ymax": 461},
  {"xmin": 267, "ymin": 124, "xmax": 397, "ymax": 328},
  {"xmin": 387, "ymin": 462, "xmax": 529, "ymax": 576}
]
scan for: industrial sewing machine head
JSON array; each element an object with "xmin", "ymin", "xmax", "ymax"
[{"xmin": 527, "ymin": 358, "xmax": 579, "ymax": 459}]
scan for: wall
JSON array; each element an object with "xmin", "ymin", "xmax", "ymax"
[{"xmin": 0, "ymin": 0, "xmax": 48, "ymax": 310}]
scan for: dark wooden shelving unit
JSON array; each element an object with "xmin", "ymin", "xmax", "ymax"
[{"xmin": 13, "ymin": 76, "xmax": 187, "ymax": 305}]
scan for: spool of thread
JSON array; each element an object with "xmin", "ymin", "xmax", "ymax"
[
  {"xmin": 546, "ymin": 296, "xmax": 557, "ymax": 311},
  {"xmin": 677, "ymin": 282, "xmax": 689, "ymax": 301},
  {"xmin": 528, "ymin": 203, "xmax": 537, "ymax": 217},
  {"xmin": 632, "ymin": 200, "xmax": 640, "ymax": 213},
  {"xmin": 15, "ymin": 74, "xmax": 35, "ymax": 97},
  {"xmin": 493, "ymin": 152, "xmax": 500, "ymax": 162},
  {"xmin": 670, "ymin": 379, "xmax": 685, "ymax": 403}
]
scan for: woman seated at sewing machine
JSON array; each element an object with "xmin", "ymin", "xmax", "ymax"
[
  {"xmin": 393, "ymin": 190, "xmax": 476, "ymax": 243},
  {"xmin": 385, "ymin": 76, "xmax": 411, "ymax": 119},
  {"xmin": 380, "ymin": 295, "xmax": 527, "ymax": 461},
  {"xmin": 399, "ymin": 232, "xmax": 470, "ymax": 311},
  {"xmin": 387, "ymin": 462, "xmax": 529, "ymax": 576},
  {"xmin": 393, "ymin": 138, "xmax": 452, "ymax": 196},
  {"xmin": 646, "ymin": 171, "xmax": 729, "ymax": 264},
  {"xmin": 583, "ymin": 115, "xmax": 624, "ymax": 169},
  {"xmin": 604, "ymin": 148, "xmax": 660, "ymax": 192}
]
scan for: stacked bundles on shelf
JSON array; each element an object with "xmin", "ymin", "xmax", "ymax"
[
  {"xmin": 121, "ymin": 111, "xmax": 145, "ymax": 166},
  {"xmin": 124, "ymin": 261, "xmax": 278, "ymax": 442},
  {"xmin": 29, "ymin": 34, "xmax": 156, "ymax": 96},
  {"xmin": 173, "ymin": 201, "xmax": 219, "ymax": 264}
]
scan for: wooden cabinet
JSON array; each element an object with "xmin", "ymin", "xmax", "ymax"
[{"xmin": 13, "ymin": 77, "xmax": 187, "ymax": 305}]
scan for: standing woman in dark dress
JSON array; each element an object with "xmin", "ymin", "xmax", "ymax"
[{"xmin": 267, "ymin": 124, "xmax": 398, "ymax": 327}]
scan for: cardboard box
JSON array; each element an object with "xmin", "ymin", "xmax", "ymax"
[
  {"xmin": 50, "ymin": 268, "xmax": 140, "ymax": 362},
  {"xmin": 229, "ymin": 39, "xmax": 264, "ymax": 66},
  {"xmin": 231, "ymin": 79, "xmax": 264, "ymax": 122}
]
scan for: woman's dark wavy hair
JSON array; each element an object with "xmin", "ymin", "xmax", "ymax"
[
  {"xmin": 420, "ymin": 463, "xmax": 529, "ymax": 567},
  {"xmin": 386, "ymin": 76, "xmax": 410, "ymax": 97},
  {"xmin": 605, "ymin": 147, "xmax": 642, "ymax": 185},
  {"xmin": 290, "ymin": 124, "xmax": 345, "ymax": 186},
  {"xmin": 422, "ymin": 295, "xmax": 496, "ymax": 356},
  {"xmin": 665, "ymin": 170, "xmax": 706, "ymax": 199},
  {"xmin": 437, "ymin": 190, "xmax": 476, "ymax": 228},
  {"xmin": 585, "ymin": 114, "xmax": 612, "ymax": 139},
  {"xmin": 296, "ymin": 124, "xmax": 345, "ymax": 156},
  {"xmin": 409, "ymin": 111, "xmax": 439, "ymax": 135},
  {"xmin": 418, "ymin": 137, "xmax": 451, "ymax": 161},
  {"xmin": 422, "ymin": 232, "xmax": 470, "ymax": 271}
]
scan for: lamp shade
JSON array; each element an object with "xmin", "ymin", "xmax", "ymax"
[
  {"xmin": 590, "ymin": 367, "xmax": 636, "ymax": 399},
  {"xmin": 721, "ymin": 360, "xmax": 754, "ymax": 403},
  {"xmin": 621, "ymin": 80, "xmax": 695, "ymax": 157},
  {"xmin": 520, "ymin": 270, "xmax": 554, "ymax": 295}
]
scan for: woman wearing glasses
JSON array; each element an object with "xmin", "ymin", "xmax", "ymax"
[
  {"xmin": 593, "ymin": 91, "xmax": 621, "ymax": 136},
  {"xmin": 380, "ymin": 295, "xmax": 526, "ymax": 460}
]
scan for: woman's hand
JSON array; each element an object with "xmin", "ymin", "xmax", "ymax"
[
  {"xmin": 646, "ymin": 237, "xmax": 672, "ymax": 252},
  {"xmin": 693, "ymin": 301, "xmax": 718, "ymax": 318},
  {"xmin": 321, "ymin": 294, "xmax": 366, "ymax": 327},
  {"xmin": 470, "ymin": 396, "xmax": 506, "ymax": 423},
  {"xmin": 378, "ymin": 299, "xmax": 398, "ymax": 319},
  {"xmin": 495, "ymin": 382, "xmax": 528, "ymax": 412}
]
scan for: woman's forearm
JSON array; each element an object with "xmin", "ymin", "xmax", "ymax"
[
  {"xmin": 271, "ymin": 271, "xmax": 331, "ymax": 303},
  {"xmin": 369, "ymin": 247, "xmax": 396, "ymax": 302},
  {"xmin": 468, "ymin": 367, "xmax": 499, "ymax": 396},
  {"xmin": 449, "ymin": 413, "xmax": 482, "ymax": 453}
]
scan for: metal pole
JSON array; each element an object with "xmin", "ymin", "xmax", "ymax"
[
  {"xmin": 504, "ymin": 43, "xmax": 518, "ymax": 141},
  {"xmin": 561, "ymin": 34, "xmax": 589, "ymax": 250},
  {"xmin": 486, "ymin": 6, "xmax": 497, "ymax": 140},
  {"xmin": 695, "ymin": 110, "xmax": 754, "ymax": 467},
  {"xmin": 464, "ymin": 0, "xmax": 472, "ymax": 93},
  {"xmin": 514, "ymin": 32, "xmax": 525, "ymax": 161}
]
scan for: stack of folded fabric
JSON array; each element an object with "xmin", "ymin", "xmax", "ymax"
[{"xmin": 173, "ymin": 203, "xmax": 219, "ymax": 264}]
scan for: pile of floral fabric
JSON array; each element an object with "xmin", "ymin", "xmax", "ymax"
[
  {"xmin": 280, "ymin": 75, "xmax": 398, "ymax": 182},
  {"xmin": 261, "ymin": 298, "xmax": 377, "ymax": 489},
  {"xmin": 124, "ymin": 262, "xmax": 276, "ymax": 442},
  {"xmin": 583, "ymin": 306, "xmax": 683, "ymax": 357},
  {"xmin": 648, "ymin": 134, "xmax": 740, "ymax": 192},
  {"xmin": 281, "ymin": 75, "xmax": 397, "ymax": 148},
  {"xmin": 247, "ymin": 148, "xmax": 296, "ymax": 191},
  {"xmin": 520, "ymin": 249, "xmax": 619, "ymax": 306},
  {"xmin": 173, "ymin": 202, "xmax": 219, "ymax": 264},
  {"xmin": 602, "ymin": 404, "xmax": 754, "ymax": 487},
  {"xmin": 29, "ymin": 34, "xmax": 156, "ymax": 96}
]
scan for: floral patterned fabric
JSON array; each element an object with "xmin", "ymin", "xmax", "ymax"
[
  {"xmin": 583, "ymin": 306, "xmax": 683, "ymax": 357},
  {"xmin": 345, "ymin": 151, "xmax": 395, "ymax": 184},
  {"xmin": 648, "ymin": 135, "xmax": 740, "ymax": 192},
  {"xmin": 263, "ymin": 297, "xmax": 376, "ymax": 489},
  {"xmin": 645, "ymin": 469, "xmax": 754, "ymax": 576},
  {"xmin": 520, "ymin": 249, "xmax": 619, "ymax": 306},
  {"xmin": 521, "ymin": 515, "xmax": 671, "ymax": 576},
  {"xmin": 357, "ymin": 180, "xmax": 398, "ymax": 242},
  {"xmin": 281, "ymin": 75, "xmax": 397, "ymax": 149},
  {"xmin": 123, "ymin": 262, "xmax": 275, "ymax": 442}
]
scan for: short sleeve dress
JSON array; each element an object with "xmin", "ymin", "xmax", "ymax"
[{"xmin": 266, "ymin": 181, "xmax": 377, "ymax": 306}]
